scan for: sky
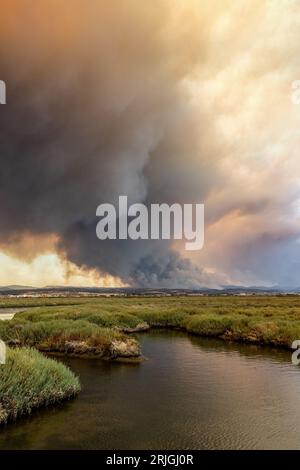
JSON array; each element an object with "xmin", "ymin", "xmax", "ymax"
[{"xmin": 0, "ymin": 0, "xmax": 300, "ymax": 288}]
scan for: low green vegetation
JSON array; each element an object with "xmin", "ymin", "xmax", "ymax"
[
  {"xmin": 18, "ymin": 305, "xmax": 145, "ymax": 329},
  {"xmin": 3, "ymin": 294, "xmax": 300, "ymax": 349},
  {"xmin": 0, "ymin": 347, "xmax": 80, "ymax": 424},
  {"xmin": 0, "ymin": 318, "xmax": 140, "ymax": 358}
]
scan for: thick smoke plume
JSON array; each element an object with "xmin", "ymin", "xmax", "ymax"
[
  {"xmin": 0, "ymin": 0, "xmax": 218, "ymax": 287},
  {"xmin": 0, "ymin": 0, "xmax": 300, "ymax": 287}
]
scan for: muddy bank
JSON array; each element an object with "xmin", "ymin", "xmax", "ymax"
[{"xmin": 14, "ymin": 337, "xmax": 143, "ymax": 362}]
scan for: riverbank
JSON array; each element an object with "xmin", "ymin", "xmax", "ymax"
[
  {"xmin": 0, "ymin": 347, "xmax": 80, "ymax": 425},
  {"xmin": 0, "ymin": 319, "xmax": 142, "ymax": 361}
]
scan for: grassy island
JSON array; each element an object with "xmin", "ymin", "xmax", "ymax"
[{"xmin": 0, "ymin": 347, "xmax": 80, "ymax": 425}]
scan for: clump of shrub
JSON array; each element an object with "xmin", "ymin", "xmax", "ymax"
[
  {"xmin": 182, "ymin": 314, "xmax": 300, "ymax": 348},
  {"xmin": 0, "ymin": 319, "xmax": 132, "ymax": 357},
  {"xmin": 0, "ymin": 347, "xmax": 80, "ymax": 424},
  {"xmin": 135, "ymin": 309, "xmax": 188, "ymax": 327},
  {"xmin": 184, "ymin": 314, "xmax": 234, "ymax": 336},
  {"xmin": 18, "ymin": 307, "xmax": 145, "ymax": 330}
]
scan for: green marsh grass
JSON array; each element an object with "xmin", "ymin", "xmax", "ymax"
[
  {"xmin": 3, "ymin": 295, "xmax": 300, "ymax": 351},
  {"xmin": 0, "ymin": 347, "xmax": 80, "ymax": 424}
]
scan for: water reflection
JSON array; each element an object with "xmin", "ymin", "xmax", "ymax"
[{"xmin": 0, "ymin": 330, "xmax": 299, "ymax": 450}]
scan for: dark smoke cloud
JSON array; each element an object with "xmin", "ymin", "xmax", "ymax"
[
  {"xmin": 1, "ymin": 0, "xmax": 299, "ymax": 288},
  {"xmin": 0, "ymin": 0, "xmax": 219, "ymax": 287},
  {"xmin": 131, "ymin": 250, "xmax": 214, "ymax": 289}
]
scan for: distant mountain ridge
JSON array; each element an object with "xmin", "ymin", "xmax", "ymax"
[
  {"xmin": 0, "ymin": 285, "xmax": 35, "ymax": 290},
  {"xmin": 0, "ymin": 284, "xmax": 300, "ymax": 296}
]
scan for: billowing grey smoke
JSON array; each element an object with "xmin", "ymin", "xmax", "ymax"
[
  {"xmin": 0, "ymin": 0, "xmax": 218, "ymax": 287},
  {"xmin": 1, "ymin": 0, "xmax": 299, "ymax": 288},
  {"xmin": 131, "ymin": 250, "xmax": 213, "ymax": 289}
]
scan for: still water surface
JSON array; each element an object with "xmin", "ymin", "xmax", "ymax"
[
  {"xmin": 1, "ymin": 330, "xmax": 300, "ymax": 449},
  {"xmin": 0, "ymin": 308, "xmax": 27, "ymax": 320}
]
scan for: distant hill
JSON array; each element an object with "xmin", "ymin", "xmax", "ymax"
[
  {"xmin": 0, "ymin": 285, "xmax": 34, "ymax": 291},
  {"xmin": 0, "ymin": 284, "xmax": 299, "ymax": 297}
]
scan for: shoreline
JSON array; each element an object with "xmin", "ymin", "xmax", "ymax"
[{"xmin": 136, "ymin": 324, "xmax": 294, "ymax": 351}]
